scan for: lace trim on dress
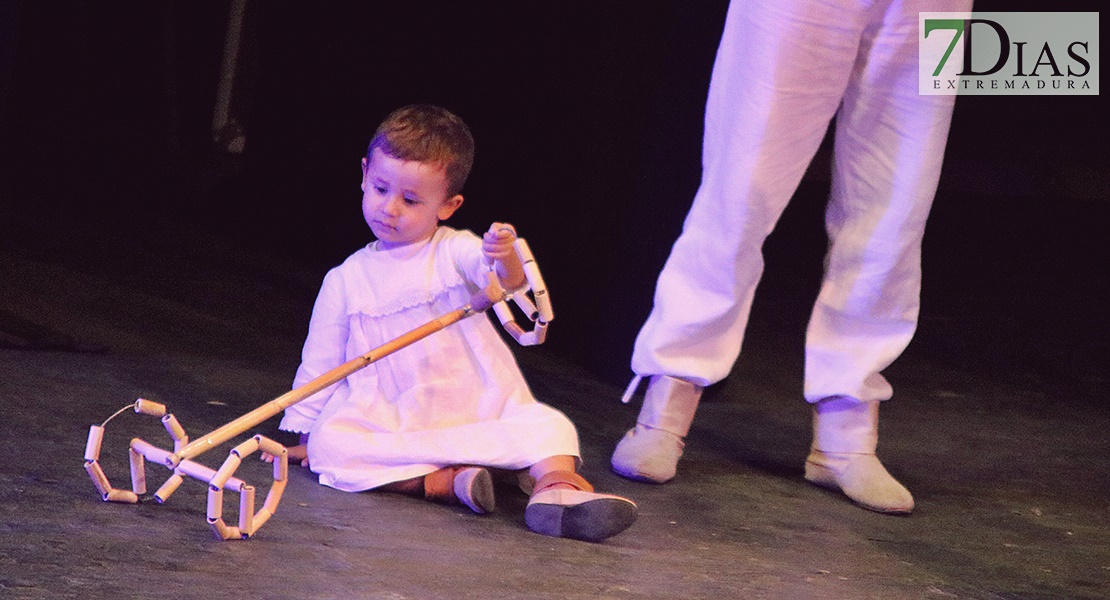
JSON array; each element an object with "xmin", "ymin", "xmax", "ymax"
[{"xmin": 349, "ymin": 273, "xmax": 472, "ymax": 318}]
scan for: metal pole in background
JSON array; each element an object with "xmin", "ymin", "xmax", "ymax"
[{"xmin": 212, "ymin": 0, "xmax": 248, "ymax": 154}]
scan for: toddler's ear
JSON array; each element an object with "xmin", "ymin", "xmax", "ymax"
[
  {"xmin": 438, "ymin": 194, "xmax": 464, "ymax": 221},
  {"xmin": 360, "ymin": 157, "xmax": 369, "ymax": 190}
]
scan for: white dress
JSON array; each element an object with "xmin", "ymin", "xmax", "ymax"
[{"xmin": 278, "ymin": 227, "xmax": 579, "ymax": 492}]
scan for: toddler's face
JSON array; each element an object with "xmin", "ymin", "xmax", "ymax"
[{"xmin": 361, "ymin": 147, "xmax": 462, "ymax": 250}]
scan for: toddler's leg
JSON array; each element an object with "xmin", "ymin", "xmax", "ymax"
[
  {"xmin": 382, "ymin": 467, "xmax": 496, "ymax": 514},
  {"xmin": 525, "ymin": 456, "xmax": 637, "ymax": 542}
]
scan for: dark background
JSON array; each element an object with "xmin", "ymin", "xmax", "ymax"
[{"xmin": 0, "ymin": 1, "xmax": 1104, "ymax": 398}]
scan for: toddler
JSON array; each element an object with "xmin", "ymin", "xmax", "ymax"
[{"xmin": 275, "ymin": 104, "xmax": 636, "ymax": 542}]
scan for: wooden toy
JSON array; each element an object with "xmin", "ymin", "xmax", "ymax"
[{"xmin": 84, "ymin": 238, "xmax": 552, "ymax": 540}]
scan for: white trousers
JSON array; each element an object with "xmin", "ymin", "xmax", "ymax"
[{"xmin": 631, "ymin": 0, "xmax": 971, "ymax": 402}]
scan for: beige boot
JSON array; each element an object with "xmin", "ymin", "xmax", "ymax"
[
  {"xmin": 804, "ymin": 396, "xmax": 914, "ymax": 514},
  {"xmin": 611, "ymin": 375, "xmax": 703, "ymax": 483}
]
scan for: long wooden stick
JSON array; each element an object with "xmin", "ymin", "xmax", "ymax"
[{"xmin": 165, "ymin": 282, "xmax": 505, "ymax": 468}]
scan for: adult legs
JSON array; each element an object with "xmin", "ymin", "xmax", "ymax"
[
  {"xmin": 614, "ymin": 0, "xmax": 870, "ymax": 482},
  {"xmin": 803, "ymin": 0, "xmax": 969, "ymax": 512}
]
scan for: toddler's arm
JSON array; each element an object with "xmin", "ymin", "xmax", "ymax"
[
  {"xmin": 279, "ymin": 269, "xmax": 349, "ymax": 433},
  {"xmin": 483, "ymin": 223, "xmax": 526, "ymax": 290}
]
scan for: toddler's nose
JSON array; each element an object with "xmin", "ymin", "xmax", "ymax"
[{"xmin": 382, "ymin": 196, "xmax": 403, "ymax": 216}]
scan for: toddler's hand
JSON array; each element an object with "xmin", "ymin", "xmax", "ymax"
[
  {"xmin": 482, "ymin": 222, "xmax": 517, "ymax": 262},
  {"xmin": 261, "ymin": 443, "xmax": 310, "ymax": 468}
]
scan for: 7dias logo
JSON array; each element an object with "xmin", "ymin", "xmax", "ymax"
[{"xmin": 920, "ymin": 12, "xmax": 1099, "ymax": 95}]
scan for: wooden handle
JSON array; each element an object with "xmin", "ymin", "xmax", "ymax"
[{"xmin": 168, "ymin": 281, "xmax": 507, "ymax": 466}]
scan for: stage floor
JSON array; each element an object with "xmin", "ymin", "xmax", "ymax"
[{"xmin": 1, "ymin": 202, "xmax": 1107, "ymax": 600}]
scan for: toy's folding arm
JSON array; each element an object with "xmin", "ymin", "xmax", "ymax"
[{"xmin": 492, "ymin": 238, "xmax": 554, "ymax": 346}]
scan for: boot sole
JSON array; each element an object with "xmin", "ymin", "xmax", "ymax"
[{"xmin": 455, "ymin": 468, "xmax": 496, "ymax": 514}]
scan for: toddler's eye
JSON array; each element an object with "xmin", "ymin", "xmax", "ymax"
[
  {"xmin": 403, "ymin": 197, "xmax": 419, "ymax": 206},
  {"xmin": 374, "ymin": 186, "xmax": 387, "ymax": 194}
]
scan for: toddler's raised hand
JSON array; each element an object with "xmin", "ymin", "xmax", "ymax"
[
  {"xmin": 482, "ymin": 222, "xmax": 517, "ymax": 262},
  {"xmin": 483, "ymin": 222, "xmax": 526, "ymax": 289}
]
